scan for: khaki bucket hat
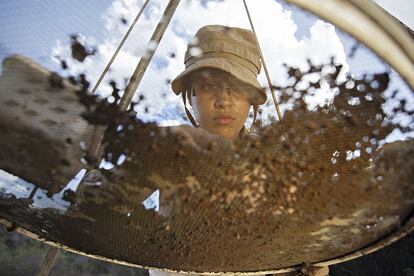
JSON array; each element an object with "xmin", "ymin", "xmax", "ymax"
[{"xmin": 171, "ymin": 25, "xmax": 267, "ymax": 105}]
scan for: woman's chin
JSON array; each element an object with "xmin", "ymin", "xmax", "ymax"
[
  {"xmin": 201, "ymin": 124, "xmax": 240, "ymax": 140},
  {"xmin": 212, "ymin": 128, "xmax": 239, "ymax": 141}
]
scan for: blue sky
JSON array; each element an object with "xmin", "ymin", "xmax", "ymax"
[
  {"xmin": 0, "ymin": 0, "xmax": 113, "ymax": 72},
  {"xmin": 1, "ymin": 0, "xmax": 412, "ymax": 71},
  {"xmin": 1, "ymin": 0, "xmax": 413, "ymax": 133},
  {"xmin": 0, "ymin": 0, "xmax": 411, "ymax": 87},
  {"xmin": 0, "ymin": 0, "xmax": 413, "ymax": 140}
]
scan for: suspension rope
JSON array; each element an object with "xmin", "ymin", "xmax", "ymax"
[
  {"xmin": 87, "ymin": 0, "xmax": 181, "ymax": 160},
  {"xmin": 119, "ymin": 0, "xmax": 181, "ymax": 110},
  {"xmin": 36, "ymin": 247, "xmax": 59, "ymax": 276},
  {"xmin": 91, "ymin": 0, "xmax": 151, "ymax": 94},
  {"xmin": 242, "ymin": 0, "xmax": 283, "ymax": 121}
]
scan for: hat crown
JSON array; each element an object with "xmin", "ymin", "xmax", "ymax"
[
  {"xmin": 195, "ymin": 25, "xmax": 258, "ymax": 48},
  {"xmin": 184, "ymin": 25, "xmax": 261, "ymax": 74},
  {"xmin": 171, "ymin": 25, "xmax": 267, "ymax": 106}
]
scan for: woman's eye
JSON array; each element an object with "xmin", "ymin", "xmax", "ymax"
[
  {"xmin": 204, "ymin": 84, "xmax": 217, "ymax": 91},
  {"xmin": 230, "ymin": 86, "xmax": 240, "ymax": 93}
]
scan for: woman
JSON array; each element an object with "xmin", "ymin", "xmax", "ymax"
[
  {"xmin": 169, "ymin": 24, "xmax": 266, "ymax": 145},
  {"xmin": 152, "ymin": 25, "xmax": 328, "ymax": 276}
]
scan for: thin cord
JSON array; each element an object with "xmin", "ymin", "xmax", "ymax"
[
  {"xmin": 91, "ymin": 0, "xmax": 151, "ymax": 94},
  {"xmin": 242, "ymin": 0, "xmax": 283, "ymax": 121},
  {"xmin": 88, "ymin": 0, "xmax": 181, "ymax": 159},
  {"xmin": 119, "ymin": 0, "xmax": 181, "ymax": 110},
  {"xmin": 36, "ymin": 247, "xmax": 59, "ymax": 276}
]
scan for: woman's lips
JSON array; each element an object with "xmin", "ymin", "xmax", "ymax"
[{"xmin": 214, "ymin": 115, "xmax": 235, "ymax": 125}]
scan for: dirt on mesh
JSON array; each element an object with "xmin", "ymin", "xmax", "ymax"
[{"xmin": 0, "ymin": 58, "xmax": 414, "ymax": 273}]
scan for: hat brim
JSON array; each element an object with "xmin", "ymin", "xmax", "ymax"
[{"xmin": 171, "ymin": 57, "xmax": 267, "ymax": 105}]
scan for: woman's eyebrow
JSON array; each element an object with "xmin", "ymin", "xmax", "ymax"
[
  {"xmin": 196, "ymin": 77, "xmax": 221, "ymax": 83},
  {"xmin": 228, "ymin": 80, "xmax": 245, "ymax": 86}
]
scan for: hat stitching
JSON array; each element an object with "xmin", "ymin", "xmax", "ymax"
[
  {"xmin": 184, "ymin": 41, "xmax": 260, "ymax": 71},
  {"xmin": 185, "ymin": 52, "xmax": 259, "ymax": 76}
]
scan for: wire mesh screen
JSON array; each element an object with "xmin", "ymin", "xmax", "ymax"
[{"xmin": 0, "ymin": 0, "xmax": 413, "ymax": 273}]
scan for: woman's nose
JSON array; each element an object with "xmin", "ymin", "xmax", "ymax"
[{"xmin": 214, "ymin": 89, "xmax": 232, "ymax": 109}]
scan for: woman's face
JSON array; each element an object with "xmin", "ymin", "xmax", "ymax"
[{"xmin": 189, "ymin": 69, "xmax": 252, "ymax": 141}]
